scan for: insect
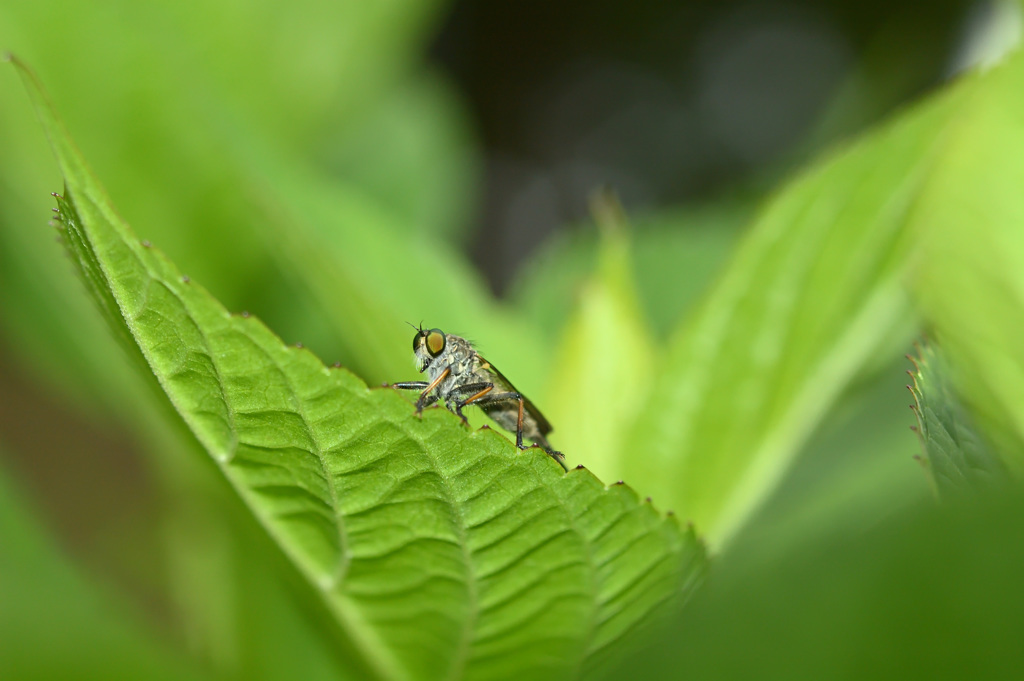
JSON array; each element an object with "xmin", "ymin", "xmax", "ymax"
[{"xmin": 387, "ymin": 325, "xmax": 568, "ymax": 470}]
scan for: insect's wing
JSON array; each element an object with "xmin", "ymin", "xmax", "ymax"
[{"xmin": 477, "ymin": 357, "xmax": 554, "ymax": 436}]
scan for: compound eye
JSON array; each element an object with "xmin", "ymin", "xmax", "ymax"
[
  {"xmin": 412, "ymin": 331, "xmax": 424, "ymax": 352},
  {"xmin": 426, "ymin": 329, "xmax": 446, "ymax": 356}
]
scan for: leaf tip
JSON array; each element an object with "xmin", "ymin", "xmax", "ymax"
[{"xmin": 2, "ymin": 51, "xmax": 26, "ymax": 71}]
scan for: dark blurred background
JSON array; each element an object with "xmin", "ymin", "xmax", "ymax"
[{"xmin": 432, "ymin": 0, "xmax": 975, "ymax": 292}]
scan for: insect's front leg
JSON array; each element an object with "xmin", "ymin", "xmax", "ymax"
[
  {"xmin": 448, "ymin": 382, "xmax": 495, "ymax": 426},
  {"xmin": 415, "ymin": 367, "xmax": 451, "ymax": 415},
  {"xmin": 386, "ymin": 381, "xmax": 438, "ymax": 416},
  {"xmin": 415, "ymin": 391, "xmax": 440, "ymax": 414},
  {"xmin": 387, "ymin": 381, "xmax": 429, "ymax": 391}
]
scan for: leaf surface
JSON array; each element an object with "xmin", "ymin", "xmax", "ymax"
[
  {"xmin": 620, "ymin": 57, "xmax": 1017, "ymax": 547},
  {"xmin": 543, "ymin": 196, "xmax": 656, "ymax": 480},
  {"xmin": 908, "ymin": 344, "xmax": 1010, "ymax": 500},
  {"xmin": 15, "ymin": 57, "xmax": 705, "ymax": 681},
  {"xmin": 907, "ymin": 46, "xmax": 1024, "ymax": 474}
]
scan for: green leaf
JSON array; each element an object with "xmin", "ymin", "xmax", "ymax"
[
  {"xmin": 621, "ymin": 54, "xmax": 1014, "ymax": 548},
  {"xmin": 0, "ymin": 0, "xmax": 475, "ymax": 400},
  {"xmin": 614, "ymin": 489, "xmax": 1024, "ymax": 681},
  {"xmin": 908, "ymin": 343, "xmax": 1010, "ymax": 500},
  {"xmin": 0, "ymin": 458, "xmax": 210, "ymax": 681},
  {"xmin": 628, "ymin": 204, "xmax": 748, "ymax": 340},
  {"xmin": 907, "ymin": 47, "xmax": 1024, "ymax": 474},
  {"xmin": 542, "ymin": 193, "xmax": 657, "ymax": 481},
  {"xmin": 730, "ymin": 352, "xmax": 930, "ymax": 562},
  {"xmin": 0, "ymin": 179, "xmax": 144, "ymax": 416},
  {"xmin": 14, "ymin": 57, "xmax": 705, "ymax": 681},
  {"xmin": 510, "ymin": 201, "xmax": 747, "ymax": 342},
  {"xmin": 318, "ymin": 70, "xmax": 481, "ymax": 243}
]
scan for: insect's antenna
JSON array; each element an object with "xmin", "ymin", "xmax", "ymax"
[{"xmin": 405, "ymin": 320, "xmax": 419, "ymax": 332}]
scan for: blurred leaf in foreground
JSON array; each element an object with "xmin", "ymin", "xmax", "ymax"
[
  {"xmin": 729, "ymin": 353, "xmax": 929, "ymax": 567},
  {"xmin": 611, "ymin": 489, "xmax": 1024, "ymax": 681},
  {"xmin": 623, "ymin": 43, "xmax": 1024, "ymax": 549},
  {"xmin": 14, "ymin": 57, "xmax": 705, "ymax": 681},
  {"xmin": 0, "ymin": 459, "xmax": 209, "ymax": 681},
  {"xmin": 908, "ymin": 43, "xmax": 1024, "ymax": 475}
]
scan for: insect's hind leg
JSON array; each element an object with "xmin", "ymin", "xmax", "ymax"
[
  {"xmin": 463, "ymin": 390, "xmax": 568, "ymax": 470},
  {"xmin": 543, "ymin": 446, "xmax": 569, "ymax": 471},
  {"xmin": 471, "ymin": 390, "xmax": 527, "ymax": 448}
]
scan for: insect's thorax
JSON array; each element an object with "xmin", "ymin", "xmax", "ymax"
[{"xmin": 424, "ymin": 335, "xmax": 479, "ymax": 397}]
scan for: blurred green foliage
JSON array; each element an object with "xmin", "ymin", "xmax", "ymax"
[
  {"xmin": 612, "ymin": 489, "xmax": 1024, "ymax": 681},
  {"xmin": 3, "ymin": 0, "xmax": 1024, "ymax": 680},
  {"xmin": 909, "ymin": 344, "xmax": 1010, "ymax": 500}
]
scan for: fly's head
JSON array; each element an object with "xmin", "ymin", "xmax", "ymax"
[{"xmin": 411, "ymin": 325, "xmax": 447, "ymax": 373}]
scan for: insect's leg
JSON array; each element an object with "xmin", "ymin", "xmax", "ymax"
[
  {"xmin": 546, "ymin": 448, "xmax": 569, "ymax": 471},
  {"xmin": 516, "ymin": 396, "xmax": 524, "ymax": 449},
  {"xmin": 473, "ymin": 391, "xmax": 527, "ymax": 448},
  {"xmin": 448, "ymin": 382, "xmax": 494, "ymax": 425},
  {"xmin": 471, "ymin": 391, "xmax": 567, "ymax": 469},
  {"xmin": 415, "ymin": 367, "xmax": 450, "ymax": 414},
  {"xmin": 387, "ymin": 381, "xmax": 440, "ymax": 412},
  {"xmin": 388, "ymin": 382, "xmax": 429, "ymax": 391},
  {"xmin": 418, "ymin": 392, "xmax": 440, "ymax": 409}
]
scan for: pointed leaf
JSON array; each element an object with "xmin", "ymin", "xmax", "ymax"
[
  {"xmin": 907, "ymin": 46, "xmax": 1024, "ymax": 474},
  {"xmin": 543, "ymin": 194, "xmax": 656, "ymax": 480},
  {"xmin": 908, "ymin": 344, "xmax": 1010, "ymax": 500},
  {"xmin": 14, "ymin": 57, "xmax": 705, "ymax": 681}
]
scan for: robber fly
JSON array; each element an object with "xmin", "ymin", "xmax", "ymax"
[{"xmin": 387, "ymin": 325, "xmax": 568, "ymax": 470}]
